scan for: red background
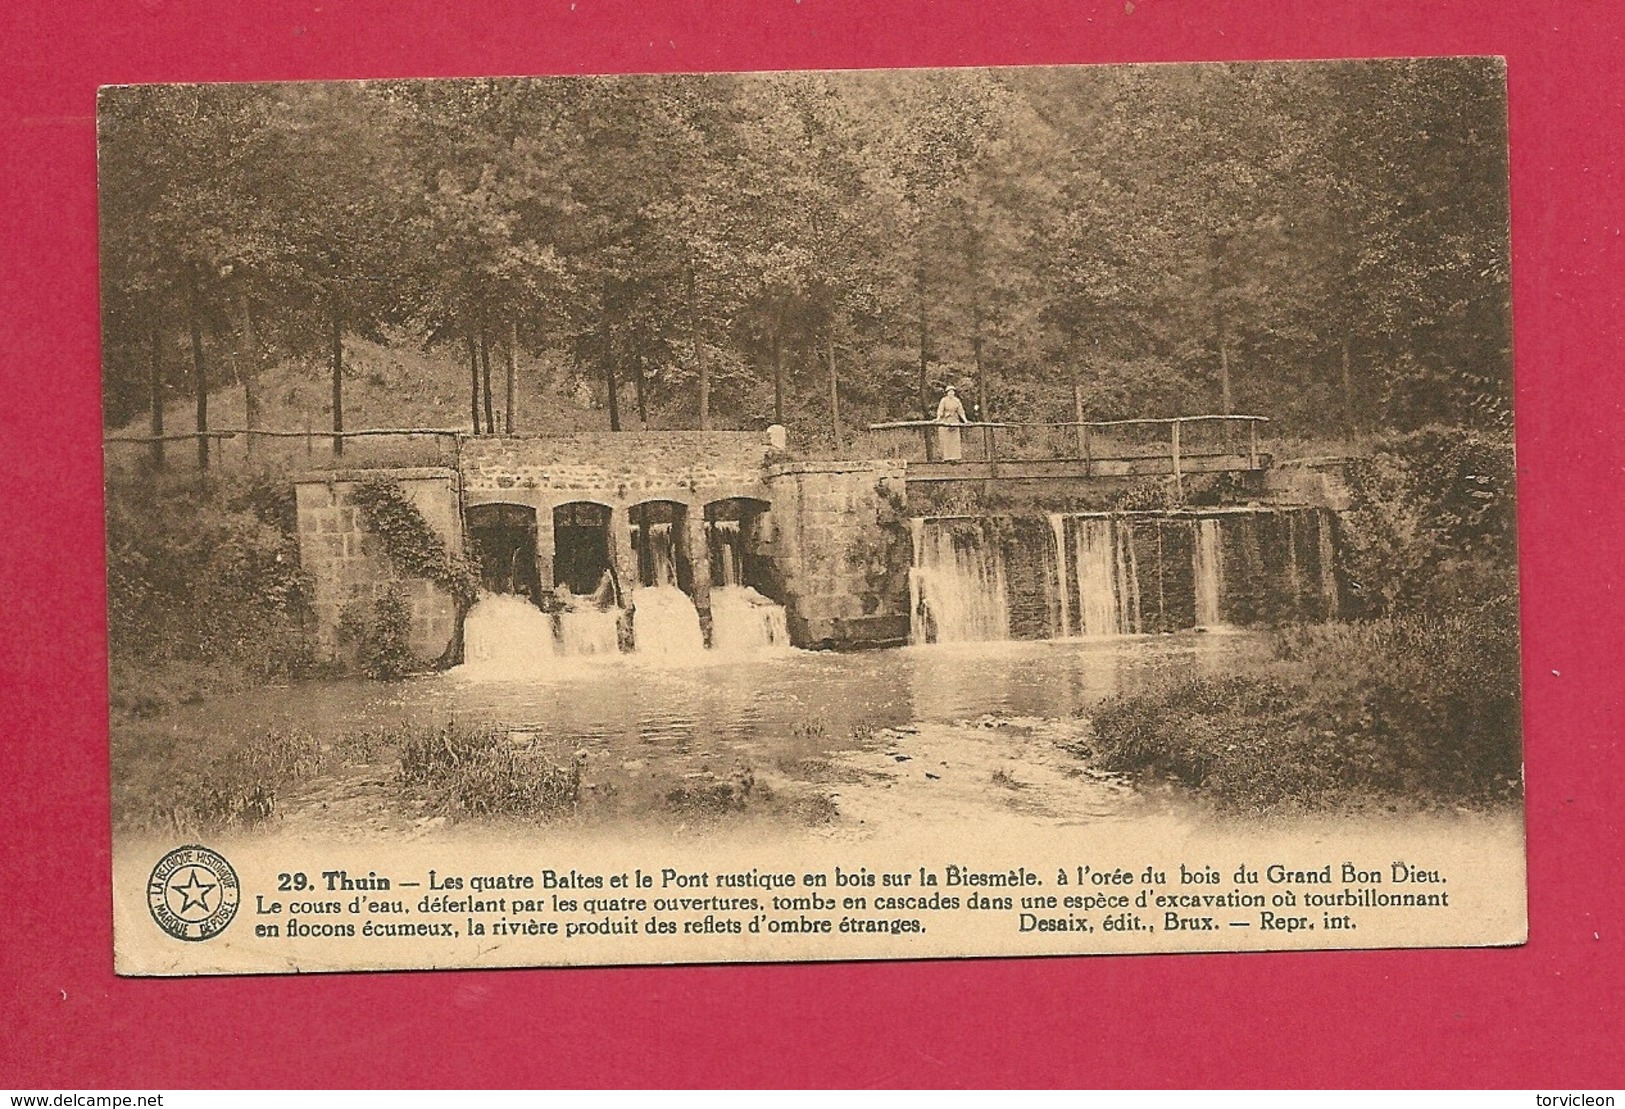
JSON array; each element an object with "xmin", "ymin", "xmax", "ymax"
[{"xmin": 2, "ymin": 0, "xmax": 1620, "ymax": 1089}]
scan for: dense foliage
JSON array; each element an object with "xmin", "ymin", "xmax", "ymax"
[
  {"xmin": 1085, "ymin": 603, "xmax": 1522, "ymax": 811},
  {"xmin": 105, "ymin": 471, "xmax": 314, "ymax": 711},
  {"xmin": 99, "ymin": 61, "xmax": 1512, "ymax": 450},
  {"xmin": 351, "ymin": 477, "xmax": 481, "ymax": 607},
  {"xmin": 1337, "ymin": 426, "xmax": 1518, "ymax": 617},
  {"xmin": 1085, "ymin": 427, "xmax": 1522, "ymax": 811}
]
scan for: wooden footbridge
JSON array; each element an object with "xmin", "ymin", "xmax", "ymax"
[{"xmin": 866, "ymin": 415, "xmax": 1271, "ymax": 497}]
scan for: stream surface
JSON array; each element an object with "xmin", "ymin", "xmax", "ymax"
[
  {"xmin": 178, "ymin": 631, "xmax": 1268, "ymax": 753},
  {"xmin": 129, "ymin": 633, "xmax": 1273, "ymax": 840}
]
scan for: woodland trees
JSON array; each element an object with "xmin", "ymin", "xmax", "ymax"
[{"xmin": 99, "ymin": 60, "xmax": 1513, "ymax": 452}]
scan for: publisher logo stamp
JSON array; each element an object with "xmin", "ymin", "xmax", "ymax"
[{"xmin": 147, "ymin": 845, "xmax": 241, "ymax": 941}]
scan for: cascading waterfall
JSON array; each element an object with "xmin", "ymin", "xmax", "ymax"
[
  {"xmin": 631, "ymin": 584, "xmax": 706, "ymax": 657},
  {"xmin": 711, "ymin": 520, "xmax": 742, "ymax": 587},
  {"xmin": 1074, "ymin": 517, "xmax": 1125, "ymax": 636},
  {"xmin": 1048, "ymin": 514, "xmax": 1071, "ymax": 638},
  {"xmin": 458, "ymin": 593, "xmax": 558, "ymax": 680},
  {"xmin": 1115, "ymin": 519, "xmax": 1142, "ymax": 634},
  {"xmin": 1192, "ymin": 518, "xmax": 1225, "ymax": 628},
  {"xmin": 909, "ymin": 517, "xmax": 1011, "ymax": 644},
  {"xmin": 908, "ymin": 507, "xmax": 1341, "ymax": 646},
  {"xmin": 557, "ymin": 605, "xmax": 622, "ymax": 656},
  {"xmin": 643, "ymin": 522, "xmax": 678, "ymax": 587},
  {"xmin": 708, "ymin": 585, "xmax": 790, "ymax": 653}
]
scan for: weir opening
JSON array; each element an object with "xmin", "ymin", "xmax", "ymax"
[
  {"xmin": 627, "ymin": 500, "xmax": 704, "ymax": 656},
  {"xmin": 909, "ymin": 508, "xmax": 1341, "ymax": 645},
  {"xmin": 553, "ymin": 502, "xmax": 613, "ymax": 595},
  {"xmin": 466, "ymin": 502, "xmax": 541, "ymax": 601},
  {"xmin": 704, "ymin": 498, "xmax": 789, "ymax": 653}
]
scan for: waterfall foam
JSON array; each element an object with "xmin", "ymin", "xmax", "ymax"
[
  {"xmin": 557, "ymin": 606, "xmax": 622, "ymax": 656},
  {"xmin": 631, "ymin": 584, "xmax": 706, "ymax": 657},
  {"xmin": 1048, "ymin": 514, "xmax": 1072, "ymax": 638},
  {"xmin": 458, "ymin": 593, "xmax": 558, "ymax": 681},
  {"xmin": 1074, "ymin": 517, "xmax": 1122, "ymax": 635},
  {"xmin": 1192, "ymin": 518, "xmax": 1226, "ymax": 629},
  {"xmin": 909, "ymin": 518, "xmax": 1011, "ymax": 644},
  {"xmin": 708, "ymin": 585, "xmax": 790, "ymax": 654}
]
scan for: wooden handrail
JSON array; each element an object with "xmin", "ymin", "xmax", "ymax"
[
  {"xmin": 104, "ymin": 427, "xmax": 464, "ymax": 444},
  {"xmin": 867, "ymin": 414, "xmax": 1270, "ymax": 432}
]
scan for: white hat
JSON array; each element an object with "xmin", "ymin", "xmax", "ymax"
[{"xmin": 944, "ymin": 385, "xmax": 956, "ymax": 393}]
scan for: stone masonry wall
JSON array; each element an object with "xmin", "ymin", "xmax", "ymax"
[
  {"xmin": 460, "ymin": 432, "xmax": 772, "ymax": 512},
  {"xmin": 293, "ymin": 467, "xmax": 462, "ymax": 661},
  {"xmin": 459, "ymin": 432, "xmax": 774, "ymax": 621},
  {"xmin": 764, "ymin": 460, "xmax": 911, "ymax": 649}
]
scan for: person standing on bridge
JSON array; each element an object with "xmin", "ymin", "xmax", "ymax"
[{"xmin": 935, "ymin": 385, "xmax": 969, "ymax": 462}]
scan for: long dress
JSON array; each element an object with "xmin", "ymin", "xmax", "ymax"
[{"xmin": 935, "ymin": 394, "xmax": 968, "ymax": 461}]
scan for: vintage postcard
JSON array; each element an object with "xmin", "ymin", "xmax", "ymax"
[{"xmin": 101, "ymin": 59, "xmax": 1524, "ymax": 974}]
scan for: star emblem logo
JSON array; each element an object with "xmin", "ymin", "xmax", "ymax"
[
  {"xmin": 148, "ymin": 846, "xmax": 240, "ymax": 941},
  {"xmin": 169, "ymin": 868, "xmax": 218, "ymax": 916}
]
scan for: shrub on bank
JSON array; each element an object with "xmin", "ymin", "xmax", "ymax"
[
  {"xmin": 106, "ymin": 469, "xmax": 316, "ymax": 709},
  {"xmin": 397, "ymin": 724, "xmax": 582, "ymax": 819},
  {"xmin": 112, "ymin": 724, "xmax": 377, "ymax": 832},
  {"xmin": 1086, "ymin": 602, "xmax": 1522, "ymax": 811}
]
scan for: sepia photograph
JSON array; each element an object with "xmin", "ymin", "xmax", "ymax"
[{"xmin": 99, "ymin": 59, "xmax": 1525, "ymax": 973}]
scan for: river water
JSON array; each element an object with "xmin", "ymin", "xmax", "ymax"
[
  {"xmin": 172, "ymin": 632, "xmax": 1268, "ymax": 757},
  {"xmin": 118, "ymin": 633, "xmax": 1273, "ymax": 839}
]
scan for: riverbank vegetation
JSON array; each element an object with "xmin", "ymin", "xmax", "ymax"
[
  {"xmin": 105, "ymin": 468, "xmax": 317, "ymax": 714},
  {"xmin": 113, "ymin": 714, "xmax": 839, "ymax": 834},
  {"xmin": 1082, "ymin": 426, "xmax": 1521, "ymax": 812}
]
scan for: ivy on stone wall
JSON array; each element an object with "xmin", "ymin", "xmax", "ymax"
[{"xmin": 352, "ymin": 478, "xmax": 480, "ymax": 608}]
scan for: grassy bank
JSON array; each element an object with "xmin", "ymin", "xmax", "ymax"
[
  {"xmin": 1080, "ymin": 604, "xmax": 1522, "ymax": 812},
  {"xmin": 112, "ymin": 715, "xmax": 840, "ymax": 835}
]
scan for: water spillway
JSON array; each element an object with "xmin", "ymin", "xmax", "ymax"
[
  {"xmin": 460, "ymin": 593, "xmax": 560, "ymax": 680},
  {"xmin": 708, "ymin": 585, "xmax": 791, "ymax": 654},
  {"xmin": 908, "ymin": 517, "xmax": 1012, "ymax": 644},
  {"xmin": 557, "ymin": 605, "xmax": 622, "ymax": 657},
  {"xmin": 908, "ymin": 508, "xmax": 1341, "ymax": 645},
  {"xmin": 630, "ymin": 584, "xmax": 706, "ymax": 657}
]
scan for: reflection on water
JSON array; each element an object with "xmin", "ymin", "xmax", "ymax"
[{"xmin": 159, "ymin": 633, "xmax": 1269, "ymax": 756}]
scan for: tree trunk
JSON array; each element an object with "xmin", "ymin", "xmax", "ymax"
[
  {"xmin": 186, "ymin": 267, "xmax": 208, "ymax": 470},
  {"xmin": 915, "ymin": 263, "xmax": 930, "ymax": 419},
  {"xmin": 602, "ymin": 311, "xmax": 621, "ymax": 432},
  {"xmin": 632, "ymin": 347, "xmax": 649, "ymax": 429},
  {"xmin": 1071, "ymin": 366, "xmax": 1086, "ymax": 459},
  {"xmin": 1217, "ymin": 325, "xmax": 1233, "ymax": 448},
  {"xmin": 770, "ymin": 315, "xmax": 784, "ymax": 427},
  {"xmin": 467, "ymin": 330, "xmax": 480, "ymax": 433},
  {"xmin": 479, "ymin": 326, "xmax": 495, "ymax": 435},
  {"xmin": 972, "ymin": 322, "xmax": 987, "ymax": 423},
  {"xmin": 148, "ymin": 321, "xmax": 164, "ymax": 470},
  {"xmin": 1341, "ymin": 334, "xmax": 1355, "ymax": 437},
  {"xmin": 687, "ymin": 263, "xmax": 710, "ymax": 430},
  {"xmin": 505, "ymin": 318, "xmax": 518, "ymax": 435},
  {"xmin": 234, "ymin": 292, "xmax": 260, "ymax": 460},
  {"xmin": 968, "ymin": 224, "xmax": 989, "ymax": 422},
  {"xmin": 826, "ymin": 328, "xmax": 842, "ymax": 452},
  {"xmin": 330, "ymin": 289, "xmax": 345, "ymax": 456}
]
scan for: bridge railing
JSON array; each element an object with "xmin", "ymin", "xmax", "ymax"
[
  {"xmin": 104, "ymin": 426, "xmax": 466, "ymax": 473},
  {"xmin": 865, "ymin": 414, "xmax": 1271, "ymax": 481}
]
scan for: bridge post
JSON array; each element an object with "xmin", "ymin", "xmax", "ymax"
[
  {"xmin": 683, "ymin": 506, "xmax": 713, "ymax": 645},
  {"xmin": 608, "ymin": 504, "xmax": 639, "ymax": 599},
  {"xmin": 1171, "ymin": 419, "xmax": 1183, "ymax": 501},
  {"xmin": 1248, "ymin": 420, "xmax": 1259, "ymax": 469}
]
